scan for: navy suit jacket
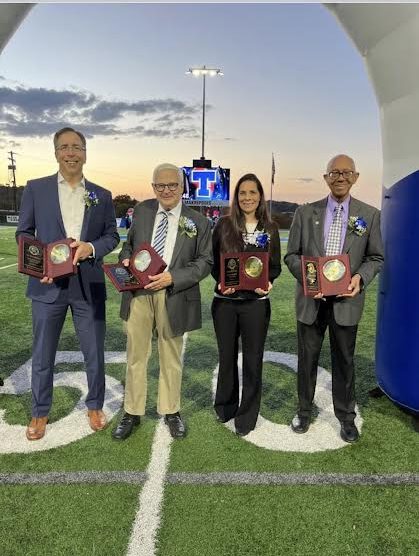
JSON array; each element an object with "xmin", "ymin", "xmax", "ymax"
[{"xmin": 16, "ymin": 174, "xmax": 119, "ymax": 304}]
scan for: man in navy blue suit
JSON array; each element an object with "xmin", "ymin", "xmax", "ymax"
[{"xmin": 16, "ymin": 127, "xmax": 119, "ymax": 440}]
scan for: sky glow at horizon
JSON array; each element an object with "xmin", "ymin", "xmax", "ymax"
[{"xmin": 0, "ymin": 3, "xmax": 382, "ymax": 207}]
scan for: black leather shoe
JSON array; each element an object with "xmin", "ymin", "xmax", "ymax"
[
  {"xmin": 412, "ymin": 415, "xmax": 419, "ymax": 433},
  {"xmin": 164, "ymin": 413, "xmax": 186, "ymax": 438},
  {"xmin": 112, "ymin": 413, "xmax": 141, "ymax": 440},
  {"xmin": 291, "ymin": 414, "xmax": 310, "ymax": 434},
  {"xmin": 340, "ymin": 421, "xmax": 359, "ymax": 443}
]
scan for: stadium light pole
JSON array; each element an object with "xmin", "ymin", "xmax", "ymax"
[{"xmin": 186, "ymin": 66, "xmax": 223, "ymax": 160}]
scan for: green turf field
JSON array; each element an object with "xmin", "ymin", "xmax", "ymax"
[{"xmin": 0, "ymin": 225, "xmax": 418, "ymax": 556}]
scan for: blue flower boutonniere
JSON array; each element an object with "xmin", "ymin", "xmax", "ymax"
[
  {"xmin": 84, "ymin": 190, "xmax": 99, "ymax": 209},
  {"xmin": 348, "ymin": 216, "xmax": 367, "ymax": 236},
  {"xmin": 178, "ymin": 216, "xmax": 197, "ymax": 238},
  {"xmin": 255, "ymin": 232, "xmax": 270, "ymax": 248}
]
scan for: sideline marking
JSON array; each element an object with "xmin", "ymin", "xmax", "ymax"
[
  {"xmin": 126, "ymin": 334, "xmax": 187, "ymax": 556},
  {"xmin": 0, "ymin": 351, "xmax": 125, "ymax": 454},
  {"xmin": 0, "ymin": 263, "xmax": 17, "ymax": 270},
  {"xmin": 212, "ymin": 351, "xmax": 363, "ymax": 452}
]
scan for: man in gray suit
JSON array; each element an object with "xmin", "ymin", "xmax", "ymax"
[
  {"xmin": 112, "ymin": 163, "xmax": 213, "ymax": 440},
  {"xmin": 284, "ymin": 154, "xmax": 384, "ymax": 443}
]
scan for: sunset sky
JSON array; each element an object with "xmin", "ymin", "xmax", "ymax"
[{"xmin": 0, "ymin": 3, "xmax": 382, "ymax": 206}]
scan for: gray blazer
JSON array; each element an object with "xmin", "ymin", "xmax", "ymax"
[
  {"xmin": 119, "ymin": 199, "xmax": 213, "ymax": 337},
  {"xmin": 284, "ymin": 196, "xmax": 384, "ymax": 326}
]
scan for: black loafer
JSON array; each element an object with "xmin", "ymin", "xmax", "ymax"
[
  {"xmin": 291, "ymin": 414, "xmax": 310, "ymax": 434},
  {"xmin": 164, "ymin": 413, "xmax": 186, "ymax": 438},
  {"xmin": 340, "ymin": 421, "xmax": 359, "ymax": 443},
  {"xmin": 112, "ymin": 413, "xmax": 141, "ymax": 440}
]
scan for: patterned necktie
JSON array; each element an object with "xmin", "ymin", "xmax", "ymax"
[
  {"xmin": 325, "ymin": 204, "xmax": 343, "ymax": 256},
  {"xmin": 152, "ymin": 211, "xmax": 169, "ymax": 257}
]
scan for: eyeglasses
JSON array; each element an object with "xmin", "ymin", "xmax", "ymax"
[
  {"xmin": 152, "ymin": 183, "xmax": 179, "ymax": 192},
  {"xmin": 55, "ymin": 144, "xmax": 86, "ymax": 152},
  {"xmin": 327, "ymin": 170, "xmax": 355, "ymax": 180}
]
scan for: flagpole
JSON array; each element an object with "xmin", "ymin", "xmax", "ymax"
[{"xmin": 270, "ymin": 153, "xmax": 275, "ymax": 217}]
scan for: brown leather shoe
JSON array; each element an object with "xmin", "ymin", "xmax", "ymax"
[
  {"xmin": 87, "ymin": 409, "xmax": 107, "ymax": 431},
  {"xmin": 26, "ymin": 416, "xmax": 49, "ymax": 441}
]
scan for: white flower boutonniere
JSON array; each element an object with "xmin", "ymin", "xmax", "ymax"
[
  {"xmin": 84, "ymin": 190, "xmax": 99, "ymax": 209},
  {"xmin": 178, "ymin": 216, "xmax": 197, "ymax": 238},
  {"xmin": 348, "ymin": 216, "xmax": 367, "ymax": 237},
  {"xmin": 243, "ymin": 230, "xmax": 271, "ymax": 248}
]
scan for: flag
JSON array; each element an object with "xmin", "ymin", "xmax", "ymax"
[{"xmin": 271, "ymin": 153, "xmax": 276, "ymax": 185}]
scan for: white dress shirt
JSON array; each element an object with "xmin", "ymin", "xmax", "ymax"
[{"xmin": 57, "ymin": 173, "xmax": 95, "ymax": 257}]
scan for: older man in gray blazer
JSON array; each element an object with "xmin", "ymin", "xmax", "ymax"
[
  {"xmin": 284, "ymin": 154, "xmax": 384, "ymax": 443},
  {"xmin": 112, "ymin": 163, "xmax": 213, "ymax": 440}
]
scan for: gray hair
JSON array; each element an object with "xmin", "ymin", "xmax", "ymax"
[{"xmin": 152, "ymin": 163, "xmax": 184, "ymax": 186}]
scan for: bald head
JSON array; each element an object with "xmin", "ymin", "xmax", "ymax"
[
  {"xmin": 324, "ymin": 154, "xmax": 359, "ymax": 202},
  {"xmin": 326, "ymin": 154, "xmax": 356, "ymax": 174}
]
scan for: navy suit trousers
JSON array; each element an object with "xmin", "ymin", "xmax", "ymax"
[{"xmin": 31, "ymin": 274, "xmax": 106, "ymax": 416}]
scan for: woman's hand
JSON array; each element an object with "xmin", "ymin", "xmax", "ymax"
[
  {"xmin": 218, "ymin": 283, "xmax": 235, "ymax": 295},
  {"xmin": 255, "ymin": 281, "xmax": 272, "ymax": 296}
]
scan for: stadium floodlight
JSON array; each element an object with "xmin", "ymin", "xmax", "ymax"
[{"xmin": 186, "ymin": 65, "xmax": 223, "ymax": 159}]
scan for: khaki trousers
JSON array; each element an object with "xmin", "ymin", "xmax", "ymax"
[{"xmin": 124, "ymin": 290, "xmax": 184, "ymax": 416}]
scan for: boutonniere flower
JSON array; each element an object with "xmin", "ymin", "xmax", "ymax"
[
  {"xmin": 348, "ymin": 216, "xmax": 367, "ymax": 236},
  {"xmin": 84, "ymin": 190, "xmax": 99, "ymax": 209},
  {"xmin": 255, "ymin": 232, "xmax": 270, "ymax": 248},
  {"xmin": 243, "ymin": 230, "xmax": 270, "ymax": 248},
  {"xmin": 178, "ymin": 216, "xmax": 197, "ymax": 238}
]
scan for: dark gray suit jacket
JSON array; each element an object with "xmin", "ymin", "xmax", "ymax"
[
  {"xmin": 284, "ymin": 196, "xmax": 384, "ymax": 326},
  {"xmin": 119, "ymin": 199, "xmax": 213, "ymax": 337}
]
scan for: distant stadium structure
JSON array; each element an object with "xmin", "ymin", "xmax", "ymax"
[{"xmin": 1, "ymin": 3, "xmax": 418, "ymax": 412}]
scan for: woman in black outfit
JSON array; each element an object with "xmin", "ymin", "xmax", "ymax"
[{"xmin": 212, "ymin": 173, "xmax": 281, "ymax": 436}]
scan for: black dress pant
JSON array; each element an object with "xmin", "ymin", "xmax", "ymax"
[
  {"xmin": 297, "ymin": 299, "xmax": 358, "ymax": 422},
  {"xmin": 212, "ymin": 297, "xmax": 271, "ymax": 432}
]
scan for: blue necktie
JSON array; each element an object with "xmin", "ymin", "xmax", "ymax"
[{"xmin": 153, "ymin": 211, "xmax": 169, "ymax": 257}]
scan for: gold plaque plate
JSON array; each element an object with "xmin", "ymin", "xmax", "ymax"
[
  {"xmin": 50, "ymin": 244, "xmax": 70, "ymax": 265},
  {"xmin": 322, "ymin": 259, "xmax": 346, "ymax": 282},
  {"xmin": 244, "ymin": 256, "xmax": 263, "ymax": 278}
]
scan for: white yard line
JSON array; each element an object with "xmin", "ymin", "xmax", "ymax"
[
  {"xmin": 126, "ymin": 334, "xmax": 188, "ymax": 556},
  {"xmin": 0, "ymin": 263, "xmax": 17, "ymax": 270},
  {"xmin": 111, "ymin": 248, "xmax": 122, "ymax": 254},
  {"xmin": 126, "ymin": 420, "xmax": 173, "ymax": 556}
]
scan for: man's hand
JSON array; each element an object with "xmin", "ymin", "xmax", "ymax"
[
  {"xmin": 40, "ymin": 276, "xmax": 53, "ymax": 285},
  {"xmin": 255, "ymin": 282, "xmax": 273, "ymax": 296},
  {"xmin": 121, "ymin": 258, "xmax": 130, "ymax": 267},
  {"xmin": 218, "ymin": 283, "xmax": 235, "ymax": 296},
  {"xmin": 70, "ymin": 241, "xmax": 93, "ymax": 265},
  {"xmin": 314, "ymin": 291, "xmax": 326, "ymax": 300},
  {"xmin": 337, "ymin": 273, "xmax": 362, "ymax": 298},
  {"xmin": 144, "ymin": 271, "xmax": 173, "ymax": 291}
]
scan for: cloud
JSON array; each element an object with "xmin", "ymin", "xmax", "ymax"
[
  {"xmin": 0, "ymin": 82, "xmax": 200, "ymax": 141},
  {"xmin": 294, "ymin": 177, "xmax": 315, "ymax": 183},
  {"xmin": 0, "ymin": 138, "xmax": 21, "ymax": 150}
]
